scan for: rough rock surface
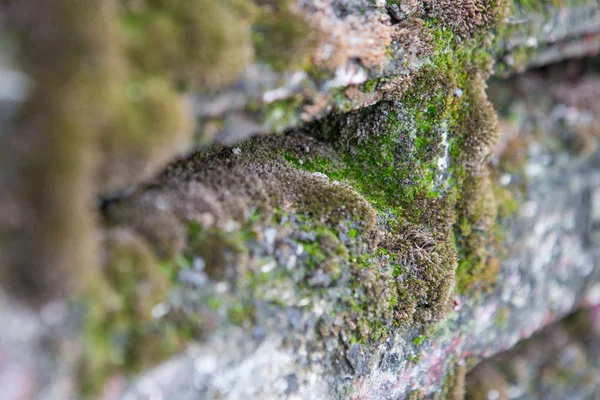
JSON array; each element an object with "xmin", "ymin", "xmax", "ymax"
[
  {"xmin": 465, "ymin": 308, "xmax": 600, "ymax": 399},
  {"xmin": 122, "ymin": 63, "xmax": 600, "ymax": 399},
  {"xmin": 1, "ymin": 1, "xmax": 600, "ymax": 399}
]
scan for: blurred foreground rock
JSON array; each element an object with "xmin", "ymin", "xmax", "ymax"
[{"xmin": 464, "ymin": 308, "xmax": 600, "ymax": 399}]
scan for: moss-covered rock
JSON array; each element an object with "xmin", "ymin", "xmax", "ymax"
[
  {"xmin": 120, "ymin": 0, "xmax": 253, "ymax": 89},
  {"xmin": 7, "ymin": 0, "xmax": 596, "ymax": 397}
]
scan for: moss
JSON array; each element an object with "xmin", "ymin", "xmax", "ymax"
[
  {"xmin": 120, "ymin": 0, "xmax": 253, "ymax": 89},
  {"xmin": 422, "ymin": 0, "xmax": 509, "ymax": 39},
  {"xmin": 186, "ymin": 225, "xmax": 249, "ymax": 280},
  {"xmin": 77, "ymin": 0, "xmax": 514, "ymax": 388},
  {"xmin": 290, "ymin": 93, "xmax": 460, "ymax": 334},
  {"xmin": 361, "ymin": 79, "xmax": 380, "ymax": 93},
  {"xmin": 442, "ymin": 364, "xmax": 467, "ymax": 400},
  {"xmin": 264, "ymin": 95, "xmax": 305, "ymax": 132},
  {"xmin": 275, "ymin": 10, "xmax": 510, "ymax": 333},
  {"xmin": 447, "ymin": 65, "xmax": 502, "ymax": 293},
  {"xmin": 252, "ymin": 0, "xmax": 315, "ymax": 71},
  {"xmin": 0, "ymin": 0, "xmax": 227, "ymax": 303},
  {"xmin": 80, "ymin": 221, "xmax": 251, "ymax": 395},
  {"xmin": 79, "ymin": 228, "xmax": 178, "ymax": 395},
  {"xmin": 412, "ymin": 335, "xmax": 426, "ymax": 346},
  {"xmin": 491, "ymin": 183, "xmax": 519, "ymax": 219},
  {"xmin": 103, "ymin": 198, "xmax": 186, "ymax": 260},
  {"xmin": 227, "ymin": 300, "xmax": 255, "ymax": 325},
  {"xmin": 0, "ymin": 0, "xmax": 121, "ymax": 302},
  {"xmin": 100, "ymin": 76, "xmax": 191, "ymax": 192}
]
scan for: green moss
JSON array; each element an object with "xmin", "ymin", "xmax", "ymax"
[
  {"xmin": 100, "ymin": 75, "xmax": 191, "ymax": 191},
  {"xmin": 186, "ymin": 226, "xmax": 248, "ymax": 280},
  {"xmin": 120, "ymin": 0, "xmax": 252, "ymax": 89},
  {"xmin": 297, "ymin": 223, "xmax": 349, "ymax": 283},
  {"xmin": 264, "ymin": 96, "xmax": 304, "ymax": 132},
  {"xmin": 286, "ymin": 89, "xmax": 461, "ymax": 335},
  {"xmin": 252, "ymin": 0, "xmax": 315, "ymax": 71},
  {"xmin": 412, "ymin": 335, "xmax": 426, "ymax": 347},
  {"xmin": 275, "ymin": 14, "xmax": 508, "ymax": 331},
  {"xmin": 80, "ymin": 229, "xmax": 178, "ymax": 395},
  {"xmin": 441, "ymin": 363, "xmax": 467, "ymax": 400},
  {"xmin": 97, "ymin": 2, "xmax": 511, "ymax": 371},
  {"xmin": 0, "ymin": 0, "xmax": 122, "ymax": 302},
  {"xmin": 492, "ymin": 182, "xmax": 519, "ymax": 219},
  {"xmin": 82, "ymin": 0, "xmax": 514, "ymax": 389},
  {"xmin": 422, "ymin": 0, "xmax": 509, "ymax": 38},
  {"xmin": 361, "ymin": 79, "xmax": 380, "ymax": 93},
  {"xmin": 227, "ymin": 300, "xmax": 255, "ymax": 325}
]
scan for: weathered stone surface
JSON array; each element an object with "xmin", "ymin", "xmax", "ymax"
[
  {"xmin": 195, "ymin": 0, "xmax": 600, "ymax": 144},
  {"xmin": 1, "ymin": 59, "xmax": 600, "ymax": 399},
  {"xmin": 2, "ymin": 1, "xmax": 600, "ymax": 399},
  {"xmin": 1, "ymin": 0, "xmax": 599, "ymax": 305},
  {"xmin": 465, "ymin": 308, "xmax": 600, "ymax": 399},
  {"xmin": 117, "ymin": 63, "xmax": 600, "ymax": 399},
  {"xmin": 496, "ymin": 0, "xmax": 600, "ymax": 75}
]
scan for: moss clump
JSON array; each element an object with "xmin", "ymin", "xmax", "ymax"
[
  {"xmin": 120, "ymin": 0, "xmax": 253, "ymax": 89},
  {"xmin": 289, "ymin": 94, "xmax": 460, "ymax": 334},
  {"xmin": 299, "ymin": 225, "xmax": 348, "ymax": 282},
  {"xmin": 0, "ymin": 0, "xmax": 119, "ymax": 302},
  {"xmin": 422, "ymin": 0, "xmax": 509, "ymax": 38},
  {"xmin": 252, "ymin": 0, "xmax": 315, "ymax": 71},
  {"xmin": 0, "ymin": 0, "xmax": 199, "ymax": 302},
  {"xmin": 99, "ymin": 76, "xmax": 192, "ymax": 191},
  {"xmin": 186, "ymin": 225, "xmax": 249, "ymax": 281},
  {"xmin": 245, "ymin": 4, "xmax": 511, "ymax": 339},
  {"xmin": 80, "ymin": 228, "xmax": 179, "ymax": 395},
  {"xmin": 412, "ymin": 23, "xmax": 508, "ymax": 294},
  {"xmin": 70, "ymin": 0, "xmax": 513, "ymax": 389},
  {"xmin": 103, "ymin": 195, "xmax": 187, "ymax": 261}
]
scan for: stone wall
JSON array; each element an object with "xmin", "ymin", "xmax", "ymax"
[{"xmin": 1, "ymin": 1, "xmax": 600, "ymax": 399}]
